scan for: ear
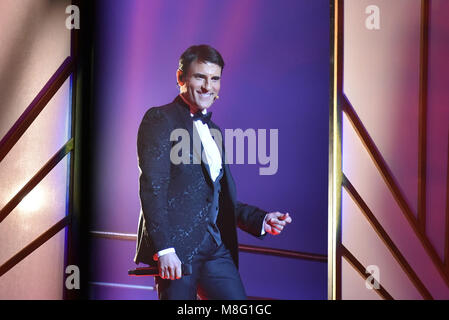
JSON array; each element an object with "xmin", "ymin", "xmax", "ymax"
[{"xmin": 176, "ymin": 69, "xmax": 185, "ymax": 87}]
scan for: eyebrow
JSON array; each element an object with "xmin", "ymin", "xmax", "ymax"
[{"xmin": 192, "ymin": 73, "xmax": 221, "ymax": 80}]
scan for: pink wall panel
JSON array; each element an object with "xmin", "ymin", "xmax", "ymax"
[
  {"xmin": 338, "ymin": 0, "xmax": 449, "ymax": 300},
  {"xmin": 342, "ymin": 189, "xmax": 422, "ymax": 299},
  {"xmin": 341, "ymin": 258, "xmax": 382, "ymax": 300},
  {"xmin": 0, "ymin": 0, "xmax": 71, "ymax": 138},
  {"xmin": 0, "ymin": 0, "xmax": 71, "ymax": 299},
  {"xmin": 344, "ymin": 0, "xmax": 421, "ymax": 216},
  {"xmin": 0, "ymin": 229, "xmax": 66, "ymax": 299},
  {"xmin": 0, "ymin": 78, "xmax": 71, "ymax": 213},
  {"xmin": 343, "ymin": 113, "xmax": 449, "ymax": 299},
  {"xmin": 425, "ymin": 0, "xmax": 449, "ymax": 260},
  {"xmin": 0, "ymin": 157, "xmax": 69, "ymax": 265}
]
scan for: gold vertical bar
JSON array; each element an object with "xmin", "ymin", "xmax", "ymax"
[{"xmin": 328, "ymin": 0, "xmax": 343, "ymax": 300}]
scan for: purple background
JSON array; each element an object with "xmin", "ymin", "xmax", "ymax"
[{"xmin": 89, "ymin": 0, "xmax": 329, "ymax": 300}]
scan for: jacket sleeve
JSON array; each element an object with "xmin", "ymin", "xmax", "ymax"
[
  {"xmin": 235, "ymin": 201, "xmax": 267, "ymax": 239},
  {"xmin": 137, "ymin": 108, "xmax": 173, "ymax": 252}
]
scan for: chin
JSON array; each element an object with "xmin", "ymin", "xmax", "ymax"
[{"xmin": 198, "ymin": 103, "xmax": 211, "ymax": 110}]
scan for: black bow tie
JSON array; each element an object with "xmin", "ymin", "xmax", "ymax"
[{"xmin": 192, "ymin": 111, "xmax": 212, "ymax": 125}]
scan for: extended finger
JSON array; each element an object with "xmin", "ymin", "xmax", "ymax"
[
  {"xmin": 280, "ymin": 213, "xmax": 292, "ymax": 223},
  {"xmin": 278, "ymin": 213, "xmax": 288, "ymax": 220},
  {"xmin": 175, "ymin": 265, "xmax": 182, "ymax": 279},
  {"xmin": 269, "ymin": 224, "xmax": 283, "ymax": 234},
  {"xmin": 269, "ymin": 219, "xmax": 286, "ymax": 226},
  {"xmin": 269, "ymin": 221, "xmax": 283, "ymax": 230},
  {"xmin": 168, "ymin": 266, "xmax": 176, "ymax": 280},
  {"xmin": 273, "ymin": 224, "xmax": 284, "ymax": 232},
  {"xmin": 159, "ymin": 267, "xmax": 166, "ymax": 279}
]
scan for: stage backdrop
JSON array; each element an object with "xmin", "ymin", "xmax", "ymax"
[
  {"xmin": 333, "ymin": 0, "xmax": 449, "ymax": 299},
  {"xmin": 89, "ymin": 0, "xmax": 330, "ymax": 300},
  {"xmin": 0, "ymin": 0, "xmax": 72, "ymax": 299}
]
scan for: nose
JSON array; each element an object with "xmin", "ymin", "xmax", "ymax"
[{"xmin": 202, "ymin": 78, "xmax": 212, "ymax": 91}]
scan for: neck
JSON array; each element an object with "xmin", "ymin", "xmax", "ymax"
[{"xmin": 179, "ymin": 93, "xmax": 202, "ymax": 114}]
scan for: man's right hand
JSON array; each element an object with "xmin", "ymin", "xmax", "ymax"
[{"xmin": 158, "ymin": 252, "xmax": 182, "ymax": 280}]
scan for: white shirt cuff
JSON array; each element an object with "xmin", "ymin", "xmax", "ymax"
[
  {"xmin": 153, "ymin": 247, "xmax": 176, "ymax": 261},
  {"xmin": 261, "ymin": 215, "xmax": 268, "ymax": 235}
]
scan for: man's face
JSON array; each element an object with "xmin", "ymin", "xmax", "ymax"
[{"xmin": 178, "ymin": 59, "xmax": 221, "ymax": 111}]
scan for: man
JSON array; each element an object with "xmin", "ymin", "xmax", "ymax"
[{"xmin": 134, "ymin": 45, "xmax": 292, "ymax": 300}]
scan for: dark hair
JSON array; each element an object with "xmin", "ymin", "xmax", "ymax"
[{"xmin": 178, "ymin": 45, "xmax": 225, "ymax": 80}]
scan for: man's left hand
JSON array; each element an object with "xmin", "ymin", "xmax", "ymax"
[{"xmin": 264, "ymin": 212, "xmax": 292, "ymax": 235}]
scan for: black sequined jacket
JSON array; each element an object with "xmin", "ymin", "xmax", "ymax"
[{"xmin": 134, "ymin": 96, "xmax": 267, "ymax": 268}]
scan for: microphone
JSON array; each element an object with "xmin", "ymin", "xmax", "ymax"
[{"xmin": 128, "ymin": 264, "xmax": 192, "ymax": 276}]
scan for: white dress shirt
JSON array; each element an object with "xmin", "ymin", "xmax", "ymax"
[{"xmin": 192, "ymin": 109, "xmax": 223, "ymax": 181}]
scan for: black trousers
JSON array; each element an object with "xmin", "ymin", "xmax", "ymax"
[{"xmin": 155, "ymin": 233, "xmax": 247, "ymax": 300}]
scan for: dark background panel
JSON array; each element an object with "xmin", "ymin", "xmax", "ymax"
[{"xmin": 238, "ymin": 252, "xmax": 327, "ymax": 300}]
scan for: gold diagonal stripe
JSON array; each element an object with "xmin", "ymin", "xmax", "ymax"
[
  {"xmin": 342, "ymin": 96, "xmax": 449, "ymax": 290},
  {"xmin": 0, "ymin": 139, "xmax": 74, "ymax": 223},
  {"xmin": 343, "ymin": 175, "xmax": 433, "ymax": 299}
]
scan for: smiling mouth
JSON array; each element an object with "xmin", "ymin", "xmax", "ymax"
[{"xmin": 197, "ymin": 91, "xmax": 214, "ymax": 98}]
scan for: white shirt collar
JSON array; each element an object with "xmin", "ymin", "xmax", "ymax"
[{"xmin": 190, "ymin": 109, "xmax": 208, "ymax": 117}]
